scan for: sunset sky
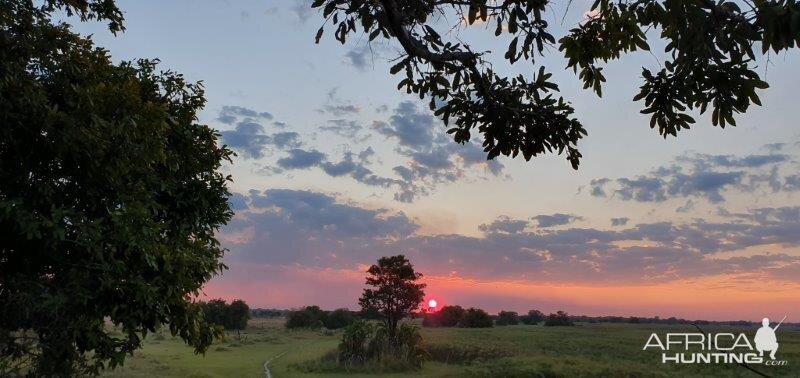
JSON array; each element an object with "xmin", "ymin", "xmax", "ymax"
[{"xmin": 72, "ymin": 0, "xmax": 800, "ymax": 320}]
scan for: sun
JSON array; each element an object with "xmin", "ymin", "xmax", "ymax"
[{"xmin": 428, "ymin": 299, "xmax": 437, "ymax": 309}]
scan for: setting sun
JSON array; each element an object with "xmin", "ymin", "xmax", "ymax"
[{"xmin": 428, "ymin": 299, "xmax": 438, "ymax": 309}]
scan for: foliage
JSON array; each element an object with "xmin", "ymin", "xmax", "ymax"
[
  {"xmin": 459, "ymin": 308, "xmax": 493, "ymax": 328},
  {"xmin": 335, "ymin": 320, "xmax": 426, "ymax": 371},
  {"xmin": 358, "ymin": 255, "xmax": 426, "ymax": 338},
  {"xmin": 311, "ymin": 0, "xmax": 800, "ymax": 168},
  {"xmin": 544, "ymin": 311, "xmax": 575, "ymax": 326},
  {"xmin": 423, "ymin": 305, "xmax": 466, "ymax": 327},
  {"xmin": 226, "ymin": 300, "xmax": 251, "ymax": 332},
  {"xmin": 520, "ymin": 309, "xmax": 546, "ymax": 325},
  {"xmin": 324, "ymin": 308, "xmax": 357, "ymax": 330},
  {"xmin": 285, "ymin": 306, "xmax": 325, "ymax": 329},
  {"xmin": 495, "ymin": 311, "xmax": 520, "ymax": 326},
  {"xmin": 0, "ymin": 1, "xmax": 232, "ymax": 375}
]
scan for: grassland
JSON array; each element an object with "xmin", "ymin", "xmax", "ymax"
[{"xmin": 102, "ymin": 318, "xmax": 800, "ymax": 377}]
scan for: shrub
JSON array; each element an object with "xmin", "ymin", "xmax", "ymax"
[
  {"xmin": 286, "ymin": 306, "xmax": 325, "ymax": 329},
  {"xmin": 298, "ymin": 320, "xmax": 426, "ymax": 372},
  {"xmin": 495, "ymin": 311, "xmax": 519, "ymax": 326},
  {"xmin": 324, "ymin": 308, "xmax": 357, "ymax": 330},
  {"xmin": 520, "ymin": 309, "xmax": 545, "ymax": 325},
  {"xmin": 459, "ymin": 308, "xmax": 493, "ymax": 328},
  {"xmin": 544, "ymin": 311, "xmax": 574, "ymax": 326},
  {"xmin": 422, "ymin": 305, "xmax": 466, "ymax": 327}
]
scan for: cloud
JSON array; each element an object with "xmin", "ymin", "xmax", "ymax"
[
  {"xmin": 479, "ymin": 216, "xmax": 529, "ymax": 234},
  {"xmin": 276, "ymin": 149, "xmax": 326, "ymax": 169},
  {"xmin": 321, "ymin": 105, "xmax": 361, "ymax": 116},
  {"xmin": 320, "ymin": 119, "xmax": 363, "ymax": 139},
  {"xmin": 217, "ymin": 105, "xmax": 299, "ymax": 159},
  {"xmin": 590, "ymin": 149, "xmax": 800, "ymax": 204},
  {"xmin": 610, "ymin": 217, "xmax": 629, "ymax": 227},
  {"xmin": 217, "ymin": 105, "xmax": 273, "ymax": 124},
  {"xmin": 344, "ymin": 47, "xmax": 371, "ymax": 71},
  {"xmin": 373, "ymin": 101, "xmax": 436, "ymax": 150},
  {"xmin": 219, "ymin": 121, "xmax": 272, "ymax": 159},
  {"xmin": 532, "ymin": 213, "xmax": 583, "ymax": 227},
  {"xmin": 223, "ymin": 189, "xmax": 800, "ymax": 285},
  {"xmin": 290, "ymin": 0, "xmax": 314, "ymax": 23}
]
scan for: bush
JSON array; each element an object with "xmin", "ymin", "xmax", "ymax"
[
  {"xmin": 286, "ymin": 306, "xmax": 324, "ymax": 329},
  {"xmin": 495, "ymin": 311, "xmax": 519, "ymax": 326},
  {"xmin": 459, "ymin": 308, "xmax": 493, "ymax": 328},
  {"xmin": 294, "ymin": 320, "xmax": 426, "ymax": 373},
  {"xmin": 544, "ymin": 311, "xmax": 574, "ymax": 326},
  {"xmin": 422, "ymin": 305, "xmax": 465, "ymax": 327},
  {"xmin": 324, "ymin": 308, "xmax": 357, "ymax": 330},
  {"xmin": 520, "ymin": 309, "xmax": 545, "ymax": 325}
]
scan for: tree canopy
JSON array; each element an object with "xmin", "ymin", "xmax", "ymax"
[
  {"xmin": 0, "ymin": 1, "xmax": 233, "ymax": 374},
  {"xmin": 313, "ymin": 0, "xmax": 799, "ymax": 168},
  {"xmin": 358, "ymin": 255, "xmax": 426, "ymax": 338}
]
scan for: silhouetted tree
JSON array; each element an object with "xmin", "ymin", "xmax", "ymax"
[
  {"xmin": 521, "ymin": 309, "xmax": 546, "ymax": 325},
  {"xmin": 313, "ymin": 0, "xmax": 796, "ymax": 168},
  {"xmin": 460, "ymin": 308, "xmax": 493, "ymax": 328},
  {"xmin": 544, "ymin": 311, "xmax": 575, "ymax": 326},
  {"xmin": 324, "ymin": 308, "xmax": 357, "ymax": 329},
  {"xmin": 495, "ymin": 311, "xmax": 520, "ymax": 326},
  {"xmin": 200, "ymin": 299, "xmax": 229, "ymax": 327},
  {"xmin": 226, "ymin": 300, "xmax": 251, "ymax": 334},
  {"xmin": 285, "ymin": 306, "xmax": 326, "ymax": 329},
  {"xmin": 0, "ymin": 2, "xmax": 231, "ymax": 374},
  {"xmin": 358, "ymin": 255, "xmax": 426, "ymax": 338},
  {"xmin": 438, "ymin": 305, "xmax": 467, "ymax": 327}
]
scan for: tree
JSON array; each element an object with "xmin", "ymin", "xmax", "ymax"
[
  {"xmin": 495, "ymin": 311, "xmax": 520, "ymax": 326},
  {"xmin": 226, "ymin": 300, "xmax": 251, "ymax": 334},
  {"xmin": 200, "ymin": 299, "xmax": 230, "ymax": 327},
  {"xmin": 423, "ymin": 304, "xmax": 466, "ymax": 327},
  {"xmin": 313, "ymin": 0, "xmax": 797, "ymax": 168},
  {"xmin": 459, "ymin": 308, "xmax": 493, "ymax": 328},
  {"xmin": 324, "ymin": 308, "xmax": 357, "ymax": 330},
  {"xmin": 521, "ymin": 309, "xmax": 546, "ymax": 325},
  {"xmin": 358, "ymin": 255, "xmax": 426, "ymax": 338},
  {"xmin": 0, "ymin": 1, "xmax": 232, "ymax": 374},
  {"xmin": 544, "ymin": 311, "xmax": 575, "ymax": 326},
  {"xmin": 285, "ymin": 306, "xmax": 326, "ymax": 329}
]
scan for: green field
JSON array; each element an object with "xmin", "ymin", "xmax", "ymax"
[{"xmin": 103, "ymin": 318, "xmax": 800, "ymax": 377}]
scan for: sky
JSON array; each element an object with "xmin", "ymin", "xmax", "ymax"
[{"xmin": 70, "ymin": 0, "xmax": 800, "ymax": 320}]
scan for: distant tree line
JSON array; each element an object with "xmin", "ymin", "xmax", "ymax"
[
  {"xmin": 421, "ymin": 306, "xmax": 571, "ymax": 328},
  {"xmin": 285, "ymin": 306, "xmax": 358, "ymax": 330},
  {"xmin": 197, "ymin": 299, "xmax": 250, "ymax": 333}
]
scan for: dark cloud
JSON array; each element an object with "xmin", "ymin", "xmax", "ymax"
[
  {"xmin": 224, "ymin": 189, "xmax": 800, "ymax": 285},
  {"xmin": 217, "ymin": 105, "xmax": 273, "ymax": 125},
  {"xmin": 276, "ymin": 149, "xmax": 326, "ymax": 169},
  {"xmin": 589, "ymin": 150, "xmax": 799, "ymax": 204},
  {"xmin": 532, "ymin": 213, "xmax": 583, "ymax": 227},
  {"xmin": 217, "ymin": 106, "xmax": 297, "ymax": 159},
  {"xmin": 610, "ymin": 217, "xmax": 629, "ymax": 226},
  {"xmin": 373, "ymin": 101, "xmax": 436, "ymax": 150},
  {"xmin": 321, "ymin": 105, "xmax": 361, "ymax": 116},
  {"xmin": 219, "ymin": 121, "xmax": 271, "ymax": 159},
  {"xmin": 479, "ymin": 216, "xmax": 529, "ymax": 234}
]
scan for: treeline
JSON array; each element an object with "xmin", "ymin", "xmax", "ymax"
[
  {"xmin": 285, "ymin": 306, "xmax": 358, "ymax": 330},
  {"xmin": 197, "ymin": 299, "xmax": 250, "ymax": 332},
  {"xmin": 422, "ymin": 307, "xmax": 574, "ymax": 328}
]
